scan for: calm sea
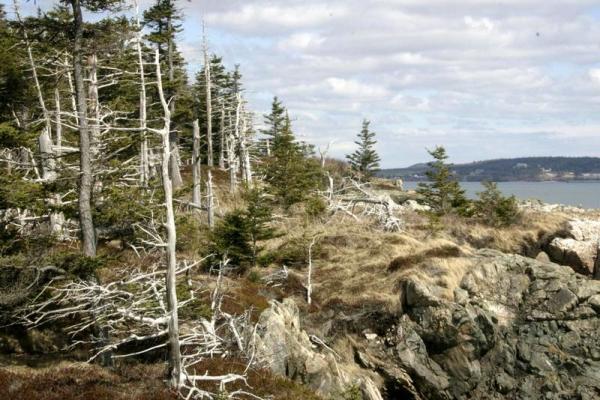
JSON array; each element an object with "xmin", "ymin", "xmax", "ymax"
[{"xmin": 402, "ymin": 181, "xmax": 600, "ymax": 209}]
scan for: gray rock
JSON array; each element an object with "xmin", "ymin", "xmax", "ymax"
[
  {"xmin": 256, "ymin": 298, "xmax": 384, "ymax": 399},
  {"xmin": 547, "ymin": 287, "xmax": 578, "ymax": 313},
  {"xmin": 494, "ymin": 371, "xmax": 515, "ymax": 394}
]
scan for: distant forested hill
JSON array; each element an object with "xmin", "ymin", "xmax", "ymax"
[{"xmin": 379, "ymin": 157, "xmax": 600, "ymax": 181}]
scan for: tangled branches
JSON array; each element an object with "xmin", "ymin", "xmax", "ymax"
[
  {"xmin": 324, "ymin": 177, "xmax": 403, "ymax": 231},
  {"xmin": 16, "ymin": 258, "xmax": 263, "ymax": 399}
]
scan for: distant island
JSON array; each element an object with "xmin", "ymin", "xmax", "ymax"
[{"xmin": 379, "ymin": 156, "xmax": 600, "ymax": 182}]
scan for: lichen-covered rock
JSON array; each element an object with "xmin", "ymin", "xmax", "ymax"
[
  {"xmin": 256, "ymin": 298, "xmax": 384, "ymax": 400},
  {"xmin": 384, "ymin": 250, "xmax": 600, "ymax": 400}
]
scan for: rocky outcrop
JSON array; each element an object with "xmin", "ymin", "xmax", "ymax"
[
  {"xmin": 547, "ymin": 219, "xmax": 600, "ymax": 276},
  {"xmin": 258, "ymin": 249, "xmax": 600, "ymax": 399},
  {"xmin": 378, "ymin": 250, "xmax": 600, "ymax": 399},
  {"xmin": 255, "ymin": 298, "xmax": 387, "ymax": 400}
]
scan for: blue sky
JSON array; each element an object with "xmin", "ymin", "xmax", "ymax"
[{"xmin": 11, "ymin": 0, "xmax": 600, "ymax": 167}]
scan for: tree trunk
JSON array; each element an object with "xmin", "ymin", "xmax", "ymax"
[
  {"xmin": 166, "ymin": 14, "xmax": 182, "ymax": 189},
  {"xmin": 70, "ymin": 0, "xmax": 96, "ymax": 257},
  {"xmin": 192, "ymin": 120, "xmax": 201, "ymax": 207},
  {"xmin": 135, "ymin": 2, "xmax": 149, "ymax": 187},
  {"xmin": 207, "ymin": 170, "xmax": 214, "ymax": 229},
  {"xmin": 155, "ymin": 49, "xmax": 182, "ymax": 389},
  {"xmin": 88, "ymin": 53, "xmax": 100, "ymax": 160},
  {"xmin": 218, "ymin": 104, "xmax": 225, "ymax": 169},
  {"xmin": 204, "ymin": 46, "xmax": 213, "ymax": 167},
  {"xmin": 54, "ymin": 87, "xmax": 62, "ymax": 149},
  {"xmin": 13, "ymin": 0, "xmax": 52, "ymax": 139},
  {"xmin": 38, "ymin": 128, "xmax": 56, "ymax": 181}
]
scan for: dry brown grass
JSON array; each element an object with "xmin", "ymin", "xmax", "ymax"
[
  {"xmin": 256, "ymin": 207, "xmax": 571, "ymax": 313},
  {"xmin": 0, "ymin": 359, "xmax": 323, "ymax": 400}
]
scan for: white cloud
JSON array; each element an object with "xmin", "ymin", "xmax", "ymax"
[
  {"xmin": 589, "ymin": 69, "xmax": 600, "ymax": 85},
  {"xmin": 464, "ymin": 16, "xmax": 495, "ymax": 32},
  {"xmin": 325, "ymin": 77, "xmax": 389, "ymax": 98}
]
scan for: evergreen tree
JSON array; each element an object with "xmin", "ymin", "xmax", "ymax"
[
  {"xmin": 263, "ymin": 113, "xmax": 323, "ymax": 208},
  {"xmin": 416, "ymin": 146, "xmax": 469, "ymax": 216},
  {"xmin": 242, "ymin": 186, "xmax": 276, "ymax": 266},
  {"xmin": 261, "ymin": 96, "xmax": 286, "ymax": 138},
  {"xmin": 474, "ymin": 181, "xmax": 521, "ymax": 226},
  {"xmin": 346, "ymin": 119, "xmax": 381, "ymax": 180}
]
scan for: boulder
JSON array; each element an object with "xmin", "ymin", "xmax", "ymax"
[
  {"xmin": 545, "ymin": 219, "xmax": 600, "ymax": 277},
  {"xmin": 256, "ymin": 298, "xmax": 383, "ymax": 399},
  {"xmin": 547, "ymin": 237, "xmax": 598, "ymax": 275}
]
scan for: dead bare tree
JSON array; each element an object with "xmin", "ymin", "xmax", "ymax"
[
  {"xmin": 13, "ymin": 0, "xmax": 52, "ymax": 139},
  {"xmin": 134, "ymin": 0, "xmax": 149, "ymax": 187},
  {"xmin": 153, "ymin": 48, "xmax": 182, "ymax": 388},
  {"xmin": 306, "ymin": 235, "xmax": 321, "ymax": 305},
  {"xmin": 206, "ymin": 170, "xmax": 215, "ymax": 229},
  {"xmin": 192, "ymin": 119, "xmax": 202, "ymax": 207},
  {"xmin": 203, "ymin": 28, "xmax": 214, "ymax": 168}
]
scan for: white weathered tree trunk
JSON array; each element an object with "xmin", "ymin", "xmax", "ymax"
[
  {"xmin": 219, "ymin": 103, "xmax": 225, "ymax": 169},
  {"xmin": 239, "ymin": 102, "xmax": 252, "ymax": 186},
  {"xmin": 66, "ymin": 60, "xmax": 78, "ymax": 126},
  {"xmin": 13, "ymin": 0, "xmax": 52, "ymax": 139},
  {"xmin": 306, "ymin": 236, "xmax": 319, "ymax": 305},
  {"xmin": 38, "ymin": 128, "xmax": 56, "ymax": 181},
  {"xmin": 54, "ymin": 88, "xmax": 62, "ymax": 149},
  {"xmin": 203, "ymin": 38, "xmax": 213, "ymax": 167},
  {"xmin": 135, "ymin": 0, "xmax": 149, "ymax": 187},
  {"xmin": 192, "ymin": 120, "xmax": 201, "ymax": 207},
  {"xmin": 155, "ymin": 49, "xmax": 182, "ymax": 389},
  {"xmin": 206, "ymin": 170, "xmax": 214, "ymax": 229},
  {"xmin": 88, "ymin": 53, "xmax": 100, "ymax": 161}
]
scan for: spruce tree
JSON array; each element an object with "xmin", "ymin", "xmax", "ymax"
[
  {"xmin": 261, "ymin": 96, "xmax": 286, "ymax": 138},
  {"xmin": 346, "ymin": 119, "xmax": 381, "ymax": 180},
  {"xmin": 242, "ymin": 187, "xmax": 276, "ymax": 266},
  {"xmin": 416, "ymin": 146, "xmax": 469, "ymax": 216},
  {"xmin": 263, "ymin": 113, "xmax": 322, "ymax": 208}
]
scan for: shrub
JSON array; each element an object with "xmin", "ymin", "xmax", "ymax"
[
  {"xmin": 474, "ymin": 181, "xmax": 521, "ymax": 227},
  {"xmin": 209, "ymin": 209, "xmax": 253, "ymax": 271},
  {"xmin": 416, "ymin": 146, "xmax": 471, "ymax": 216}
]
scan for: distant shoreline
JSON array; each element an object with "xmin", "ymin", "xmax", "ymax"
[{"xmin": 399, "ymin": 179, "xmax": 600, "ymax": 183}]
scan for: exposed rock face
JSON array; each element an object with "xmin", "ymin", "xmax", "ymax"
[
  {"xmin": 255, "ymin": 298, "xmax": 387, "ymax": 400},
  {"xmin": 258, "ymin": 250, "xmax": 600, "ymax": 399},
  {"xmin": 380, "ymin": 250, "xmax": 600, "ymax": 399},
  {"xmin": 547, "ymin": 219, "xmax": 600, "ymax": 276}
]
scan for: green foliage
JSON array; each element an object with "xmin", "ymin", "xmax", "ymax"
[
  {"xmin": 246, "ymin": 269, "xmax": 262, "ymax": 284},
  {"xmin": 178, "ymin": 297, "xmax": 212, "ymax": 321},
  {"xmin": 242, "ymin": 187, "xmax": 277, "ymax": 265},
  {"xmin": 0, "ymin": 174, "xmax": 45, "ymax": 212},
  {"xmin": 209, "ymin": 188, "xmax": 277, "ymax": 270},
  {"xmin": 346, "ymin": 119, "xmax": 381, "ymax": 180},
  {"xmin": 176, "ymin": 215, "xmax": 207, "ymax": 253},
  {"xmin": 261, "ymin": 96, "xmax": 287, "ymax": 138},
  {"xmin": 263, "ymin": 114, "xmax": 323, "ymax": 208},
  {"xmin": 305, "ymin": 195, "xmax": 327, "ymax": 219},
  {"xmin": 417, "ymin": 146, "xmax": 470, "ymax": 216},
  {"xmin": 47, "ymin": 252, "xmax": 106, "ymax": 278},
  {"xmin": 209, "ymin": 209, "xmax": 253, "ymax": 271},
  {"xmin": 0, "ymin": 123, "xmax": 35, "ymax": 148},
  {"xmin": 94, "ymin": 185, "xmax": 151, "ymax": 241},
  {"xmin": 474, "ymin": 181, "xmax": 521, "ymax": 227}
]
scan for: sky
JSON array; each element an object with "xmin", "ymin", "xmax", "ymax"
[{"xmin": 11, "ymin": 0, "xmax": 600, "ymax": 168}]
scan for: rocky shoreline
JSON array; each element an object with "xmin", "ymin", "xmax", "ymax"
[{"xmin": 253, "ymin": 204, "xmax": 600, "ymax": 399}]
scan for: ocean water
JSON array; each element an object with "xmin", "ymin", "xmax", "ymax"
[{"xmin": 402, "ymin": 181, "xmax": 600, "ymax": 209}]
